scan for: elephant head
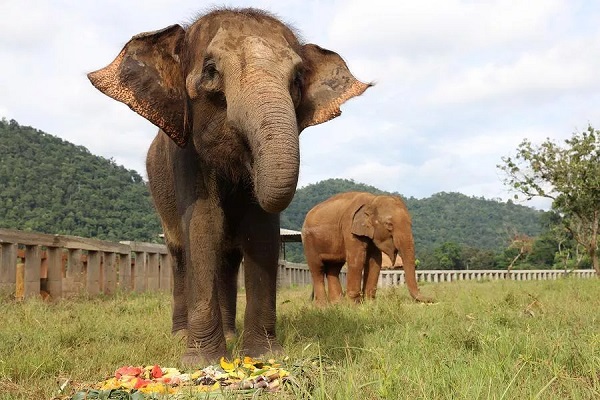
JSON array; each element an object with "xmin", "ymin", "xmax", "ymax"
[
  {"xmin": 88, "ymin": 9, "xmax": 371, "ymax": 213},
  {"xmin": 351, "ymin": 195, "xmax": 429, "ymax": 302}
]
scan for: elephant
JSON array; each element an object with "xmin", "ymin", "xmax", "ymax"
[
  {"xmin": 88, "ymin": 8, "xmax": 370, "ymax": 365},
  {"xmin": 302, "ymin": 192, "xmax": 431, "ymax": 305}
]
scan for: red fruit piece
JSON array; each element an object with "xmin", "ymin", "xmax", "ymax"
[
  {"xmin": 115, "ymin": 366, "xmax": 143, "ymax": 379},
  {"xmin": 134, "ymin": 377, "xmax": 152, "ymax": 389},
  {"xmin": 151, "ymin": 365, "xmax": 163, "ymax": 379}
]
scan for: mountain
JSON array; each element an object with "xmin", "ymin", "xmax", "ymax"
[
  {"xmin": 281, "ymin": 178, "xmax": 544, "ymax": 257},
  {"xmin": 0, "ymin": 118, "xmax": 162, "ymax": 242},
  {"xmin": 0, "ymin": 118, "xmax": 544, "ymax": 254}
]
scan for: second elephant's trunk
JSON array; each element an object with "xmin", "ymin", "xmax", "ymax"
[{"xmin": 394, "ymin": 229, "xmax": 432, "ymax": 303}]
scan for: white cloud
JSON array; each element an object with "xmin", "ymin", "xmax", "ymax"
[
  {"xmin": 1, "ymin": 0, "xmax": 599, "ymax": 212},
  {"xmin": 328, "ymin": 0, "xmax": 566, "ymax": 56},
  {"xmin": 428, "ymin": 36, "xmax": 600, "ymax": 106}
]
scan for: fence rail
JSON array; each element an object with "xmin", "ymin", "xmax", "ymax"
[
  {"xmin": 0, "ymin": 229, "xmax": 596, "ymax": 299},
  {"xmin": 0, "ymin": 228, "xmax": 171, "ymax": 299},
  {"xmin": 273, "ymin": 263, "xmax": 596, "ymax": 288}
]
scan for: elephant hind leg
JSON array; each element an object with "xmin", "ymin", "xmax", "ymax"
[
  {"xmin": 325, "ymin": 262, "xmax": 344, "ymax": 303},
  {"xmin": 307, "ymin": 257, "xmax": 327, "ymax": 306},
  {"xmin": 219, "ymin": 248, "xmax": 242, "ymax": 342}
]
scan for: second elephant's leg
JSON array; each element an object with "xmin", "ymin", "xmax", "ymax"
[
  {"xmin": 240, "ymin": 206, "xmax": 282, "ymax": 356},
  {"xmin": 363, "ymin": 248, "xmax": 382, "ymax": 299},
  {"xmin": 219, "ymin": 249, "xmax": 242, "ymax": 341},
  {"xmin": 345, "ymin": 238, "xmax": 368, "ymax": 303},
  {"xmin": 325, "ymin": 262, "xmax": 344, "ymax": 303}
]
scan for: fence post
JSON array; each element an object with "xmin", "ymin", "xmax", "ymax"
[
  {"xmin": 86, "ymin": 250, "xmax": 101, "ymax": 295},
  {"xmin": 103, "ymin": 252, "xmax": 117, "ymax": 294},
  {"xmin": 147, "ymin": 252, "xmax": 159, "ymax": 291},
  {"xmin": 0, "ymin": 243, "xmax": 17, "ymax": 295},
  {"xmin": 119, "ymin": 253, "xmax": 132, "ymax": 291},
  {"xmin": 46, "ymin": 247, "xmax": 63, "ymax": 298},
  {"xmin": 159, "ymin": 253, "xmax": 172, "ymax": 293},
  {"xmin": 24, "ymin": 245, "xmax": 41, "ymax": 299}
]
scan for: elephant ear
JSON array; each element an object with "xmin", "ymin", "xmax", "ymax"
[
  {"xmin": 87, "ymin": 25, "xmax": 191, "ymax": 147},
  {"xmin": 351, "ymin": 204, "xmax": 374, "ymax": 238},
  {"xmin": 297, "ymin": 44, "xmax": 372, "ymax": 132}
]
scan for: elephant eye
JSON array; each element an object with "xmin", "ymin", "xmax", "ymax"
[
  {"xmin": 202, "ymin": 59, "xmax": 218, "ymax": 80},
  {"xmin": 291, "ymin": 70, "xmax": 303, "ymax": 107},
  {"xmin": 199, "ymin": 58, "xmax": 222, "ymax": 94}
]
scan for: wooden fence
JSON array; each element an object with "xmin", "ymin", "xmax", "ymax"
[
  {"xmin": 278, "ymin": 264, "xmax": 597, "ymax": 288},
  {"xmin": 0, "ymin": 228, "xmax": 596, "ymax": 299},
  {"xmin": 0, "ymin": 228, "xmax": 171, "ymax": 299}
]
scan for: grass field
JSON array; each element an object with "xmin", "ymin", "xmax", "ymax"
[{"xmin": 0, "ymin": 277, "xmax": 598, "ymax": 399}]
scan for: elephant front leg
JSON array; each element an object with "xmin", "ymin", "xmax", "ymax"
[
  {"xmin": 182, "ymin": 202, "xmax": 228, "ymax": 366},
  {"xmin": 345, "ymin": 240, "xmax": 368, "ymax": 303},
  {"xmin": 363, "ymin": 249, "xmax": 382, "ymax": 299},
  {"xmin": 240, "ymin": 207, "xmax": 283, "ymax": 357},
  {"xmin": 325, "ymin": 263, "xmax": 344, "ymax": 303},
  {"xmin": 169, "ymin": 245, "xmax": 188, "ymax": 337}
]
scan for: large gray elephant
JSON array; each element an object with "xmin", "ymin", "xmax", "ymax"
[
  {"xmin": 88, "ymin": 8, "xmax": 370, "ymax": 365},
  {"xmin": 302, "ymin": 192, "xmax": 431, "ymax": 305}
]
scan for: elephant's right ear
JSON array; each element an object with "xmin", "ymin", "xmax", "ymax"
[
  {"xmin": 351, "ymin": 204, "xmax": 374, "ymax": 238},
  {"xmin": 297, "ymin": 44, "xmax": 372, "ymax": 132},
  {"xmin": 87, "ymin": 25, "xmax": 191, "ymax": 147}
]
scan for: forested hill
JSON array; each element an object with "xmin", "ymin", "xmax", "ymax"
[
  {"xmin": 281, "ymin": 178, "xmax": 544, "ymax": 251},
  {"xmin": 0, "ymin": 119, "xmax": 161, "ymax": 242},
  {"xmin": 1, "ymin": 119, "xmax": 542, "ymax": 249}
]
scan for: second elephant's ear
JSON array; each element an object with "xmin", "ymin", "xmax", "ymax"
[
  {"xmin": 87, "ymin": 25, "xmax": 191, "ymax": 147},
  {"xmin": 297, "ymin": 44, "xmax": 372, "ymax": 132},
  {"xmin": 351, "ymin": 204, "xmax": 374, "ymax": 239}
]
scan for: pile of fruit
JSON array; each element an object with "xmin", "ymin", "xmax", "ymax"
[{"xmin": 70, "ymin": 357, "xmax": 290, "ymax": 399}]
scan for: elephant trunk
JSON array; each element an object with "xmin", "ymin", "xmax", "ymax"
[
  {"xmin": 229, "ymin": 71, "xmax": 299, "ymax": 214},
  {"xmin": 394, "ymin": 232, "xmax": 432, "ymax": 303}
]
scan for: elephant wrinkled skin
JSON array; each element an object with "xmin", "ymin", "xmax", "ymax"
[
  {"xmin": 302, "ymin": 192, "xmax": 432, "ymax": 305},
  {"xmin": 88, "ymin": 8, "xmax": 370, "ymax": 365}
]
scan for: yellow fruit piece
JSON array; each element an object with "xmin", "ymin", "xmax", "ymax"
[
  {"xmin": 220, "ymin": 357, "xmax": 239, "ymax": 371},
  {"xmin": 99, "ymin": 378, "xmax": 122, "ymax": 390},
  {"xmin": 196, "ymin": 382, "xmax": 221, "ymax": 392},
  {"xmin": 138, "ymin": 382, "xmax": 174, "ymax": 394},
  {"xmin": 190, "ymin": 370, "xmax": 203, "ymax": 380},
  {"xmin": 162, "ymin": 368, "xmax": 181, "ymax": 378}
]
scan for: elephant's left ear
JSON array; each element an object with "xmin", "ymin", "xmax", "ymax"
[
  {"xmin": 351, "ymin": 204, "xmax": 374, "ymax": 238},
  {"xmin": 297, "ymin": 44, "xmax": 372, "ymax": 132},
  {"xmin": 87, "ymin": 25, "xmax": 191, "ymax": 147}
]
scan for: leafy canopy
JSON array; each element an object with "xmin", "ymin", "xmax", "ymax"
[{"xmin": 498, "ymin": 125, "xmax": 600, "ymax": 274}]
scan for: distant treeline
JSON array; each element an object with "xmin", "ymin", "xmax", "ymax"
[
  {"xmin": 0, "ymin": 118, "xmax": 161, "ymax": 242},
  {"xmin": 1, "ymin": 118, "xmax": 587, "ymax": 270}
]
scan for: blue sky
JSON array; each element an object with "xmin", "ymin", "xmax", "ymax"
[{"xmin": 2, "ymin": 0, "xmax": 599, "ymax": 210}]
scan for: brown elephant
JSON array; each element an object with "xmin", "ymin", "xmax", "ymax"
[
  {"xmin": 302, "ymin": 192, "xmax": 431, "ymax": 305},
  {"xmin": 88, "ymin": 8, "xmax": 370, "ymax": 365}
]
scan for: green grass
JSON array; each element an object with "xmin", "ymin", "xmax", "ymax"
[{"xmin": 0, "ymin": 278, "xmax": 598, "ymax": 399}]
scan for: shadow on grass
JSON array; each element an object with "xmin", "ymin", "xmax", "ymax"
[{"xmin": 277, "ymin": 299, "xmax": 403, "ymax": 362}]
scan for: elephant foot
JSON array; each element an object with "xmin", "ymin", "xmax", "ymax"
[
  {"xmin": 171, "ymin": 318, "xmax": 188, "ymax": 335},
  {"xmin": 346, "ymin": 291, "xmax": 363, "ymax": 304},
  {"xmin": 172, "ymin": 328, "xmax": 188, "ymax": 342},
  {"xmin": 242, "ymin": 337, "xmax": 284, "ymax": 358},
  {"xmin": 181, "ymin": 347, "xmax": 229, "ymax": 368},
  {"xmin": 224, "ymin": 330, "xmax": 237, "ymax": 343},
  {"xmin": 415, "ymin": 294, "xmax": 435, "ymax": 303}
]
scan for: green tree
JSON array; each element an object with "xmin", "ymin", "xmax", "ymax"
[
  {"xmin": 499, "ymin": 125, "xmax": 600, "ymax": 275},
  {"xmin": 433, "ymin": 242, "xmax": 464, "ymax": 270}
]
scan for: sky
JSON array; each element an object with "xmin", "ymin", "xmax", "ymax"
[{"xmin": 2, "ymin": 0, "xmax": 599, "ymax": 210}]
